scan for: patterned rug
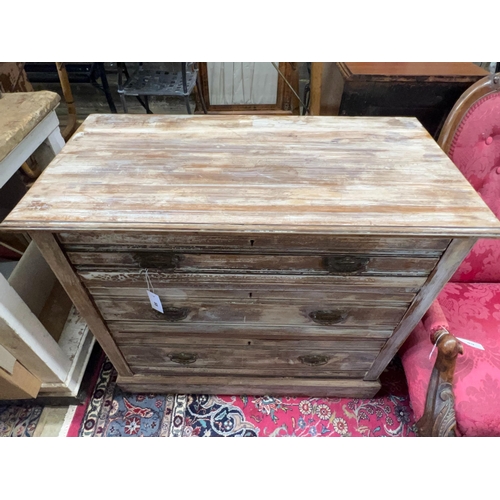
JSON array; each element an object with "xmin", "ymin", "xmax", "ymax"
[
  {"xmin": 0, "ymin": 403, "xmax": 43, "ymax": 437},
  {"xmin": 68, "ymin": 357, "xmax": 417, "ymax": 437}
]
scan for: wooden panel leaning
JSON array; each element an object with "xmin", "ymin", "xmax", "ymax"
[
  {"xmin": 0, "ymin": 240, "xmax": 96, "ymax": 399},
  {"xmin": 2, "ymin": 114, "xmax": 500, "ymax": 397}
]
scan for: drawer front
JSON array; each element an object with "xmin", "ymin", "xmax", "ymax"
[
  {"xmin": 108, "ymin": 322, "xmax": 395, "ymax": 342},
  {"xmin": 58, "ymin": 231, "xmax": 450, "ymax": 256},
  {"xmin": 94, "ymin": 297, "xmax": 407, "ymax": 327},
  {"xmin": 120, "ymin": 342, "xmax": 380, "ymax": 378},
  {"xmin": 78, "ymin": 270, "xmax": 427, "ymax": 294},
  {"xmin": 90, "ymin": 285, "xmax": 416, "ymax": 305},
  {"xmin": 68, "ymin": 251, "xmax": 438, "ymax": 276}
]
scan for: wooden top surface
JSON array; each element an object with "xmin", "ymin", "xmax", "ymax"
[
  {"xmin": 340, "ymin": 62, "xmax": 488, "ymax": 82},
  {"xmin": 0, "ymin": 91, "xmax": 60, "ymax": 163},
  {"xmin": 3, "ymin": 114, "xmax": 500, "ymax": 237}
]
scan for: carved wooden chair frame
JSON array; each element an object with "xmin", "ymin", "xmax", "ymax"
[{"xmin": 417, "ymin": 72, "xmax": 500, "ymax": 436}]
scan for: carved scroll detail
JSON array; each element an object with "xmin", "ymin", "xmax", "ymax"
[{"xmin": 416, "ymin": 330, "xmax": 463, "ymax": 437}]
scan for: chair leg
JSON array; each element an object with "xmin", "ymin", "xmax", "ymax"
[
  {"xmin": 96, "ymin": 63, "xmax": 117, "ymax": 113},
  {"xmin": 184, "ymin": 95, "xmax": 192, "ymax": 114},
  {"xmin": 196, "ymin": 77, "xmax": 208, "ymax": 114},
  {"xmin": 55, "ymin": 62, "xmax": 78, "ymax": 140},
  {"xmin": 417, "ymin": 330, "xmax": 463, "ymax": 437},
  {"xmin": 181, "ymin": 62, "xmax": 191, "ymax": 114},
  {"xmin": 144, "ymin": 95, "xmax": 152, "ymax": 114},
  {"xmin": 120, "ymin": 62, "xmax": 130, "ymax": 80},
  {"xmin": 120, "ymin": 93, "xmax": 128, "ymax": 113}
]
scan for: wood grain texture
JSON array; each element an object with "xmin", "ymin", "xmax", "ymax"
[
  {"xmin": 0, "ymin": 360, "xmax": 41, "ymax": 400},
  {"xmin": 365, "ymin": 237, "xmax": 477, "ymax": 380},
  {"xmin": 108, "ymin": 322, "xmax": 394, "ymax": 342},
  {"xmin": 309, "ymin": 62, "xmax": 324, "ymax": 116},
  {"xmin": 115, "ymin": 335, "xmax": 386, "ymax": 350},
  {"xmin": 417, "ymin": 330, "xmax": 462, "ymax": 437},
  {"xmin": 322, "ymin": 64, "xmax": 491, "ymax": 138},
  {"xmin": 5, "ymin": 113, "xmax": 497, "ymax": 397},
  {"xmin": 59, "ymin": 232, "xmax": 451, "ymax": 256},
  {"xmin": 76, "ymin": 270, "xmax": 427, "ymax": 291},
  {"xmin": 116, "ymin": 374, "xmax": 381, "ymax": 397},
  {"xmin": 438, "ymin": 72, "xmax": 500, "ymax": 154},
  {"xmin": 94, "ymin": 297, "xmax": 408, "ymax": 327},
  {"xmin": 91, "ymin": 286, "xmax": 416, "ymax": 305},
  {"xmin": 29, "ymin": 232, "xmax": 133, "ymax": 377},
  {"xmin": 315, "ymin": 63, "xmax": 345, "ymax": 116},
  {"xmin": 122, "ymin": 343, "xmax": 378, "ymax": 378},
  {"xmin": 341, "ymin": 63, "xmax": 488, "ymax": 81},
  {"xmin": 68, "ymin": 252, "xmax": 438, "ymax": 276},
  {"xmin": 3, "ymin": 115, "xmax": 500, "ymax": 237}
]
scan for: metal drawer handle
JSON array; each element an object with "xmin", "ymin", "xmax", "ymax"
[
  {"xmin": 168, "ymin": 352, "xmax": 198, "ymax": 365},
  {"xmin": 134, "ymin": 252, "xmax": 181, "ymax": 269},
  {"xmin": 324, "ymin": 255, "xmax": 369, "ymax": 274},
  {"xmin": 298, "ymin": 354, "xmax": 329, "ymax": 366},
  {"xmin": 159, "ymin": 307, "xmax": 189, "ymax": 322},
  {"xmin": 309, "ymin": 309, "xmax": 348, "ymax": 325}
]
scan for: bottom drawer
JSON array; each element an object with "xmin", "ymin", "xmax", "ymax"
[{"xmin": 121, "ymin": 340, "xmax": 380, "ymax": 378}]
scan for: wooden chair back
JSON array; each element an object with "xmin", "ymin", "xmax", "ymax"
[{"xmin": 438, "ymin": 72, "xmax": 500, "ymax": 153}]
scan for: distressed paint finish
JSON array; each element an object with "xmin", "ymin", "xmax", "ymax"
[
  {"xmin": 93, "ymin": 297, "xmax": 408, "ymax": 326},
  {"xmin": 3, "ymin": 115, "xmax": 500, "ymax": 397},
  {"xmin": 2, "ymin": 115, "xmax": 500, "ymax": 236},
  {"xmin": 58, "ymin": 232, "xmax": 451, "ymax": 255},
  {"xmin": 116, "ymin": 375, "xmax": 381, "ymax": 398},
  {"xmin": 0, "ymin": 91, "xmax": 60, "ymax": 163},
  {"xmin": 365, "ymin": 237, "xmax": 478, "ymax": 380},
  {"xmin": 107, "ymin": 322, "xmax": 395, "ymax": 341},
  {"xmin": 121, "ymin": 343, "xmax": 379, "ymax": 377},
  {"xmin": 68, "ymin": 252, "xmax": 439, "ymax": 276}
]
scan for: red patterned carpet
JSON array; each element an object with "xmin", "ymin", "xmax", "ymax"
[{"xmin": 68, "ymin": 356, "xmax": 417, "ymax": 437}]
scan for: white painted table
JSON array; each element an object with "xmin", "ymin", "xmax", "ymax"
[
  {"xmin": 0, "ymin": 91, "xmax": 65, "ymax": 189},
  {"xmin": 0, "ymin": 92, "xmax": 94, "ymax": 400}
]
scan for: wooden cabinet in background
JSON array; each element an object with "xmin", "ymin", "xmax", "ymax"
[{"xmin": 311, "ymin": 62, "xmax": 489, "ymax": 137}]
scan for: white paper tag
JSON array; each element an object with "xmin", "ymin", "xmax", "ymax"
[
  {"xmin": 457, "ymin": 337, "xmax": 484, "ymax": 350},
  {"xmin": 147, "ymin": 290, "xmax": 164, "ymax": 313}
]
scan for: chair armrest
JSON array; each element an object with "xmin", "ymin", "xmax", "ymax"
[
  {"xmin": 422, "ymin": 301, "xmax": 450, "ymax": 337},
  {"xmin": 417, "ymin": 303, "xmax": 464, "ymax": 436}
]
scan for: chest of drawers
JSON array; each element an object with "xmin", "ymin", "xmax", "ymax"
[{"xmin": 3, "ymin": 115, "xmax": 500, "ymax": 397}]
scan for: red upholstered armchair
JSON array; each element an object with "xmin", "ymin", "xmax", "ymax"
[{"xmin": 400, "ymin": 72, "xmax": 500, "ymax": 437}]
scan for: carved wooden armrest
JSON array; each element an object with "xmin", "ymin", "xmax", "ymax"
[{"xmin": 417, "ymin": 328, "xmax": 463, "ymax": 437}]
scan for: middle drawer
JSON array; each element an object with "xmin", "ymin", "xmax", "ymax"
[{"xmin": 94, "ymin": 296, "xmax": 407, "ymax": 328}]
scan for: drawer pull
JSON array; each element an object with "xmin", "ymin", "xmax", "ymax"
[
  {"xmin": 168, "ymin": 352, "xmax": 198, "ymax": 365},
  {"xmin": 324, "ymin": 255, "xmax": 369, "ymax": 274},
  {"xmin": 161, "ymin": 307, "xmax": 189, "ymax": 322},
  {"xmin": 134, "ymin": 252, "xmax": 180, "ymax": 269},
  {"xmin": 309, "ymin": 309, "xmax": 348, "ymax": 325},
  {"xmin": 298, "ymin": 354, "xmax": 329, "ymax": 366}
]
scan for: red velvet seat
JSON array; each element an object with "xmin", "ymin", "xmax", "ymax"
[{"xmin": 400, "ymin": 73, "xmax": 500, "ymax": 436}]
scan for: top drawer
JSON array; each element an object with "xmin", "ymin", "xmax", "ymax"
[{"xmin": 58, "ymin": 231, "xmax": 450, "ymax": 257}]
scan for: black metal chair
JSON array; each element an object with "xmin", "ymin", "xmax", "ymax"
[{"xmin": 117, "ymin": 62, "xmax": 207, "ymax": 114}]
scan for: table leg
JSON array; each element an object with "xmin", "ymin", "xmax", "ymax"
[{"xmin": 45, "ymin": 124, "xmax": 65, "ymax": 155}]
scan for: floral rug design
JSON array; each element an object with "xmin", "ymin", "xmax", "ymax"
[
  {"xmin": 69, "ymin": 357, "xmax": 417, "ymax": 437},
  {"xmin": 0, "ymin": 403, "xmax": 43, "ymax": 437}
]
